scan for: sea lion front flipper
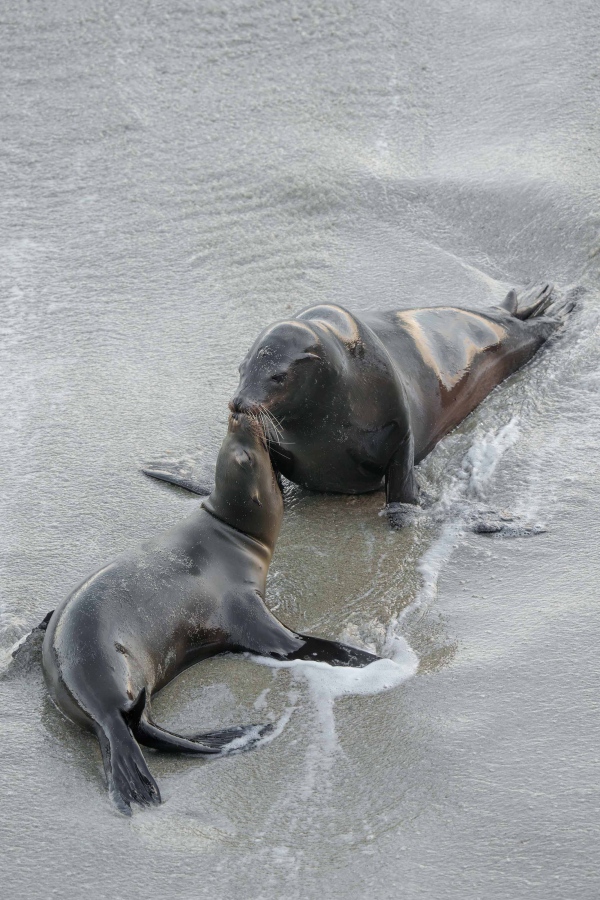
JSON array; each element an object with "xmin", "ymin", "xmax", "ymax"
[
  {"xmin": 141, "ymin": 452, "xmax": 215, "ymax": 495},
  {"xmin": 229, "ymin": 592, "xmax": 380, "ymax": 668},
  {"xmin": 385, "ymin": 431, "xmax": 419, "ymax": 527},
  {"xmin": 285, "ymin": 633, "xmax": 381, "ymax": 668}
]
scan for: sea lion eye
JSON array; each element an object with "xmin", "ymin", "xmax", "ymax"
[
  {"xmin": 234, "ymin": 450, "xmax": 253, "ymax": 467},
  {"xmin": 271, "ymin": 372, "xmax": 287, "ymax": 384}
]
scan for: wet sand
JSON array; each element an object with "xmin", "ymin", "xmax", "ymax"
[{"xmin": 1, "ymin": 1, "xmax": 600, "ymax": 897}]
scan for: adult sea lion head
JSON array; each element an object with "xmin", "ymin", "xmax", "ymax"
[
  {"xmin": 230, "ymin": 318, "xmax": 342, "ymax": 425},
  {"xmin": 203, "ymin": 412, "xmax": 283, "ymax": 547}
]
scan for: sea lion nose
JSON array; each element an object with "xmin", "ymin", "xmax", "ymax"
[{"xmin": 229, "ymin": 396, "xmax": 258, "ymax": 415}]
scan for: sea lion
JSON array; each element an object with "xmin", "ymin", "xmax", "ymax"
[
  {"xmin": 143, "ymin": 284, "xmax": 574, "ymax": 527},
  {"xmin": 41, "ymin": 413, "xmax": 379, "ymax": 814}
]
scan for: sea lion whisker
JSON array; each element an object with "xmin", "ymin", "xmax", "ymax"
[
  {"xmin": 267, "ymin": 414, "xmax": 284, "ymax": 440},
  {"xmin": 259, "ymin": 411, "xmax": 274, "ymax": 446},
  {"xmin": 250, "ymin": 411, "xmax": 270, "ymax": 451},
  {"xmin": 267, "ymin": 444, "xmax": 289, "ymax": 459},
  {"xmin": 259, "ymin": 405, "xmax": 283, "ymax": 439},
  {"xmin": 257, "ymin": 410, "xmax": 270, "ymax": 441},
  {"xmin": 265, "ymin": 408, "xmax": 285, "ymax": 433}
]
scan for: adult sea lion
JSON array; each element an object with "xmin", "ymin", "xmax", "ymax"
[
  {"xmin": 143, "ymin": 284, "xmax": 574, "ymax": 527},
  {"xmin": 41, "ymin": 413, "xmax": 378, "ymax": 813}
]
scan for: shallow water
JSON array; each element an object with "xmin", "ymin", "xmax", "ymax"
[{"xmin": 2, "ymin": 1, "xmax": 600, "ymax": 897}]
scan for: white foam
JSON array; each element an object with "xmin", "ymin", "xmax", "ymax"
[
  {"xmin": 255, "ymin": 700, "xmax": 298, "ymax": 747},
  {"xmin": 0, "ymin": 615, "xmax": 31, "ymax": 675},
  {"xmin": 252, "ymin": 652, "xmax": 418, "ymax": 700},
  {"xmin": 219, "ymin": 688, "xmax": 300, "ymax": 754},
  {"xmin": 246, "ymin": 653, "xmax": 416, "ymax": 800},
  {"xmin": 253, "ymin": 687, "xmax": 271, "ymax": 711},
  {"xmin": 460, "ymin": 417, "xmax": 520, "ymax": 500},
  {"xmin": 222, "ymin": 725, "xmax": 264, "ymax": 752},
  {"xmin": 8, "ymin": 631, "xmax": 29, "ymax": 656}
]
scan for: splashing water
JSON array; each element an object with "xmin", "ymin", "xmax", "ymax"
[
  {"xmin": 459, "ymin": 416, "xmax": 521, "ymax": 502},
  {"xmin": 385, "ymin": 417, "xmax": 522, "ymax": 651}
]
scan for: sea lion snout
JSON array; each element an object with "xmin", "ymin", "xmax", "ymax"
[
  {"xmin": 229, "ymin": 396, "xmax": 260, "ymax": 416},
  {"xmin": 227, "ymin": 409, "xmax": 266, "ymax": 444}
]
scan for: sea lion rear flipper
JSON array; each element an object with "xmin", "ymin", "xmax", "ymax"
[
  {"xmin": 124, "ymin": 678, "xmax": 268, "ymax": 756},
  {"xmin": 125, "ymin": 680, "xmax": 269, "ymax": 754},
  {"xmin": 513, "ymin": 283, "xmax": 554, "ymax": 320},
  {"xmin": 492, "ymin": 284, "xmax": 554, "ymax": 320},
  {"xmin": 496, "ymin": 283, "xmax": 580, "ymax": 324},
  {"xmin": 96, "ymin": 715, "xmax": 161, "ymax": 815},
  {"xmin": 141, "ymin": 452, "xmax": 214, "ymax": 495},
  {"xmin": 134, "ymin": 717, "xmax": 270, "ymax": 754}
]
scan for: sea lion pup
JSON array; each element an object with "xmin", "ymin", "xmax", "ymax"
[
  {"xmin": 143, "ymin": 284, "xmax": 575, "ymax": 527},
  {"xmin": 42, "ymin": 413, "xmax": 379, "ymax": 814}
]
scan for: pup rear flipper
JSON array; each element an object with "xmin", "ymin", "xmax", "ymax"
[
  {"xmin": 141, "ymin": 452, "xmax": 214, "ymax": 495},
  {"xmin": 134, "ymin": 717, "xmax": 270, "ymax": 754},
  {"xmin": 285, "ymin": 633, "xmax": 381, "ymax": 668},
  {"xmin": 96, "ymin": 717, "xmax": 161, "ymax": 816}
]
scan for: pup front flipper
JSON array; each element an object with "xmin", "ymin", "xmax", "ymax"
[{"xmin": 286, "ymin": 633, "xmax": 381, "ymax": 668}]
